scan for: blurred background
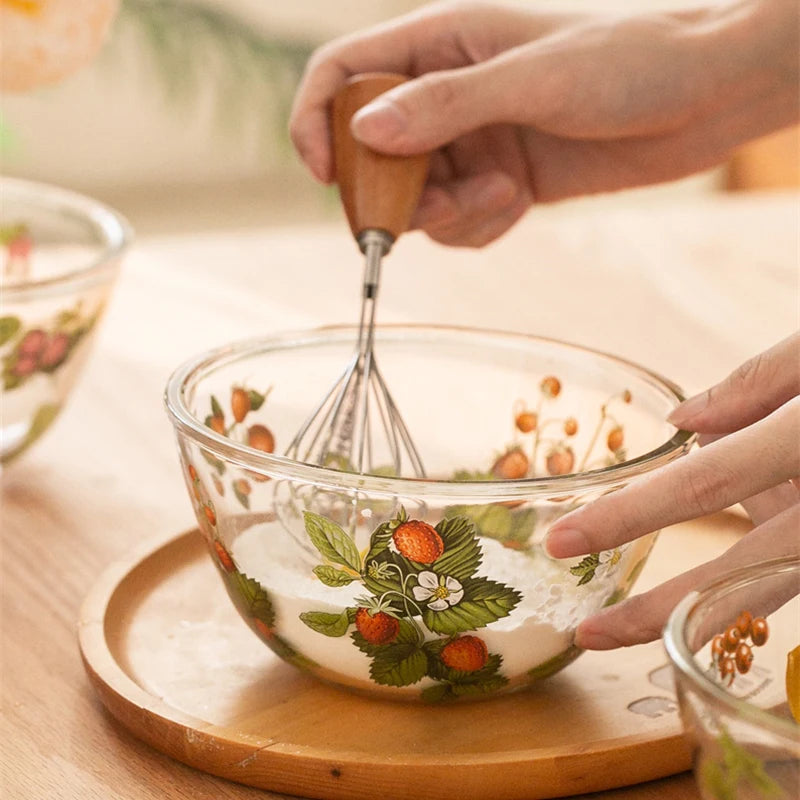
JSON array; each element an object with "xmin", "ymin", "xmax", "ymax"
[{"xmin": 2, "ymin": 0, "xmax": 798, "ymax": 235}]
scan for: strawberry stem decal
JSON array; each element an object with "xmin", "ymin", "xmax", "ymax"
[{"xmin": 299, "ymin": 507, "xmax": 522, "ymax": 699}]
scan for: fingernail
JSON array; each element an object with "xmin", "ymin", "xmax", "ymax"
[
  {"xmin": 574, "ymin": 627, "xmax": 620, "ymax": 650},
  {"xmin": 667, "ymin": 390, "xmax": 709, "ymax": 426},
  {"xmin": 545, "ymin": 527, "xmax": 589, "ymax": 558},
  {"xmin": 352, "ymin": 100, "xmax": 406, "ymax": 143}
]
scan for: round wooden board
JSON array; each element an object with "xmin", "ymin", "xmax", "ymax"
[{"xmin": 78, "ymin": 513, "xmax": 749, "ymax": 800}]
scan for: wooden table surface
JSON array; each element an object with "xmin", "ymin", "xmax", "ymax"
[{"xmin": 2, "ymin": 190, "xmax": 797, "ymax": 799}]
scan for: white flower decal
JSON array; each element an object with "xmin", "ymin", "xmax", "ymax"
[{"xmin": 412, "ymin": 571, "xmax": 464, "ymax": 611}]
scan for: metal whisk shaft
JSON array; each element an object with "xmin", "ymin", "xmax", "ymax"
[{"xmin": 285, "ymin": 231, "xmax": 424, "ymax": 478}]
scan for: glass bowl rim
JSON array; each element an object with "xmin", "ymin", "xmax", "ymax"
[
  {"xmin": 1, "ymin": 176, "xmax": 133, "ymax": 299},
  {"xmin": 663, "ymin": 555, "xmax": 800, "ymax": 741},
  {"xmin": 164, "ymin": 324, "xmax": 694, "ymax": 498}
]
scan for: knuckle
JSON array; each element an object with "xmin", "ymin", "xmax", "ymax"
[
  {"xmin": 608, "ymin": 595, "xmax": 663, "ymax": 646},
  {"xmin": 717, "ymin": 351, "xmax": 777, "ymax": 412},
  {"xmin": 410, "ymin": 73, "xmax": 464, "ymax": 115},
  {"xmin": 672, "ymin": 459, "xmax": 733, "ymax": 517}
]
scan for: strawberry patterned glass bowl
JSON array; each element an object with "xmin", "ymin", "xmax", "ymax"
[
  {"xmin": 663, "ymin": 557, "xmax": 800, "ymax": 799},
  {"xmin": 0, "ymin": 177, "xmax": 130, "ymax": 463},
  {"xmin": 165, "ymin": 326, "xmax": 693, "ymax": 701}
]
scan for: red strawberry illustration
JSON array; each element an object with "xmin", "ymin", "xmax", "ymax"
[
  {"xmin": 514, "ymin": 410, "xmax": 537, "ymax": 433},
  {"xmin": 253, "ymin": 618, "xmax": 275, "ymax": 640},
  {"xmin": 546, "ymin": 446, "xmax": 575, "ymax": 476},
  {"xmin": 606, "ymin": 427, "xmax": 624, "ymax": 452},
  {"xmin": 231, "ymin": 386, "xmax": 251, "ymax": 423},
  {"xmin": 248, "ymin": 424, "xmax": 275, "ymax": 453},
  {"xmin": 441, "ymin": 636, "xmax": 489, "ymax": 672},
  {"xmin": 11, "ymin": 355, "xmax": 37, "ymax": 377},
  {"xmin": 38, "ymin": 332, "xmax": 70, "ymax": 369},
  {"xmin": 18, "ymin": 329, "xmax": 47, "ymax": 359},
  {"xmin": 7, "ymin": 232, "xmax": 32, "ymax": 260},
  {"xmin": 392, "ymin": 520, "xmax": 444, "ymax": 564},
  {"xmin": 213, "ymin": 540, "xmax": 235, "ymax": 572},
  {"xmin": 540, "ymin": 375, "xmax": 561, "ymax": 398},
  {"xmin": 491, "ymin": 447, "xmax": 529, "ymax": 479},
  {"xmin": 355, "ymin": 607, "xmax": 399, "ymax": 645}
]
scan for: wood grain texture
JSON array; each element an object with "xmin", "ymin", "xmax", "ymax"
[
  {"xmin": 76, "ymin": 517, "xmax": 747, "ymax": 800},
  {"xmin": 2, "ymin": 193, "xmax": 796, "ymax": 799},
  {"xmin": 333, "ymin": 73, "xmax": 430, "ymax": 242}
]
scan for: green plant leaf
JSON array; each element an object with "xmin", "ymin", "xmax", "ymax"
[
  {"xmin": 369, "ymin": 645, "xmax": 428, "ymax": 687},
  {"xmin": 423, "ymin": 577, "xmax": 521, "ymax": 635},
  {"xmin": 1, "ymin": 403, "xmax": 61, "ymax": 462},
  {"xmin": 449, "ymin": 675, "xmax": 509, "ymax": 696},
  {"xmin": 200, "ymin": 448, "xmax": 226, "ymax": 475},
  {"xmin": 248, "ymin": 389, "xmax": 267, "ymax": 410},
  {"xmin": 527, "ymin": 645, "xmax": 582, "ymax": 681},
  {"xmin": 233, "ymin": 484, "xmax": 250, "ymax": 510},
  {"xmin": 210, "ymin": 394, "xmax": 224, "ymax": 419},
  {"xmin": 303, "ymin": 511, "xmax": 361, "ymax": 572},
  {"xmin": 313, "ymin": 565, "xmax": 356, "ymax": 587},
  {"xmin": 299, "ymin": 608, "xmax": 353, "ymax": 637},
  {"xmin": 431, "ymin": 515, "xmax": 482, "ymax": 581},
  {"xmin": 445, "ymin": 504, "xmax": 537, "ymax": 548},
  {"xmin": 570, "ymin": 554, "xmax": 601, "ymax": 585},
  {"xmin": 225, "ymin": 570, "xmax": 275, "ymax": 627},
  {"xmin": 351, "ymin": 618, "xmax": 418, "ymax": 657},
  {"xmin": 0, "ymin": 316, "xmax": 21, "ymax": 346},
  {"xmin": 363, "ymin": 508, "xmax": 407, "ymax": 562}
]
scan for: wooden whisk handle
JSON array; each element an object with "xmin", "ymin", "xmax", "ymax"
[{"xmin": 332, "ymin": 73, "xmax": 430, "ymax": 246}]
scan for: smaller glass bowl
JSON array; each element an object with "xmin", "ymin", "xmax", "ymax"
[
  {"xmin": 0, "ymin": 177, "xmax": 131, "ymax": 463},
  {"xmin": 664, "ymin": 556, "xmax": 800, "ymax": 799}
]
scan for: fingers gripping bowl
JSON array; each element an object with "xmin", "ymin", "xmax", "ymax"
[{"xmin": 165, "ymin": 326, "xmax": 693, "ymax": 701}]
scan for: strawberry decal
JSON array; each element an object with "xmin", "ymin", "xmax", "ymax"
[
  {"xmin": 392, "ymin": 519, "xmax": 444, "ymax": 563},
  {"xmin": 440, "ymin": 635, "xmax": 489, "ymax": 672},
  {"xmin": 299, "ymin": 507, "xmax": 522, "ymax": 700},
  {"xmin": 355, "ymin": 603, "xmax": 400, "ymax": 645}
]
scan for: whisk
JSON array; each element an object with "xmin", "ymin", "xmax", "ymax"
[{"xmin": 286, "ymin": 74, "xmax": 430, "ymax": 478}]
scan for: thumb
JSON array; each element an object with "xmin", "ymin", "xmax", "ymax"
[{"xmin": 350, "ymin": 62, "xmax": 522, "ymax": 155}]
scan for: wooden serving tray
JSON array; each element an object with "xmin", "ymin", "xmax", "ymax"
[{"xmin": 78, "ymin": 514, "xmax": 747, "ymax": 800}]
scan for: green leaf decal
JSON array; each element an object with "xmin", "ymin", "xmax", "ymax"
[
  {"xmin": 303, "ymin": 511, "xmax": 362, "ymax": 572},
  {"xmin": 570, "ymin": 554, "xmax": 601, "ymax": 585},
  {"xmin": 200, "ymin": 448, "xmax": 226, "ymax": 475},
  {"xmin": 1, "ymin": 403, "xmax": 61, "ymax": 462},
  {"xmin": 369, "ymin": 645, "xmax": 428, "ymax": 687},
  {"xmin": 226, "ymin": 571, "xmax": 275, "ymax": 627},
  {"xmin": 527, "ymin": 645, "xmax": 582, "ymax": 681},
  {"xmin": 233, "ymin": 484, "xmax": 250, "ymax": 510},
  {"xmin": 313, "ymin": 565, "xmax": 356, "ymax": 587},
  {"xmin": 422, "ymin": 577, "xmax": 521, "ymax": 635},
  {"xmin": 363, "ymin": 508, "xmax": 407, "ymax": 562},
  {"xmin": 210, "ymin": 394, "xmax": 224, "ymax": 418},
  {"xmin": 445, "ymin": 504, "xmax": 537, "ymax": 548},
  {"xmin": 300, "ymin": 609, "xmax": 352, "ymax": 637},
  {"xmin": 431, "ymin": 515, "xmax": 482, "ymax": 581},
  {"xmin": 248, "ymin": 389, "xmax": 266, "ymax": 410},
  {"xmin": 0, "ymin": 316, "xmax": 21, "ymax": 346}
]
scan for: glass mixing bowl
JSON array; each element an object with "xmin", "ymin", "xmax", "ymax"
[
  {"xmin": 664, "ymin": 556, "xmax": 800, "ymax": 799},
  {"xmin": 165, "ymin": 325, "xmax": 693, "ymax": 701},
  {"xmin": 0, "ymin": 177, "xmax": 131, "ymax": 463}
]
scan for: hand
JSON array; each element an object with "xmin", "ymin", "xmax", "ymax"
[
  {"xmin": 290, "ymin": 0, "xmax": 799, "ymax": 246},
  {"xmin": 545, "ymin": 332, "xmax": 800, "ymax": 650}
]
